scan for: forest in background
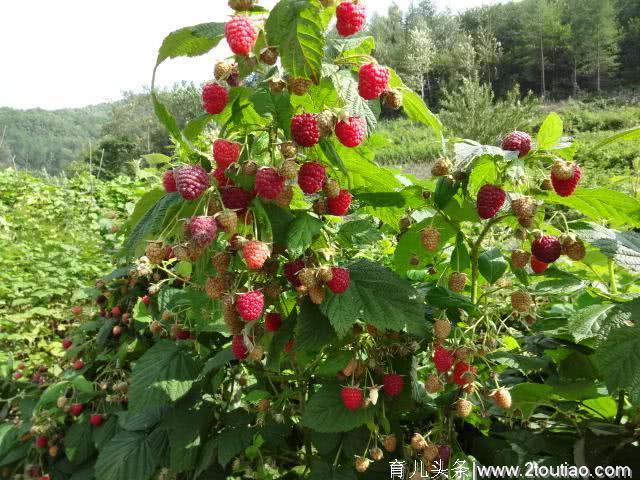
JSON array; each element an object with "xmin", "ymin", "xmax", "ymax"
[{"xmin": 0, "ymin": 0, "xmax": 638, "ymax": 176}]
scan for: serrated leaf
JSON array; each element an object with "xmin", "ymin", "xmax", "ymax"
[
  {"xmin": 596, "ymin": 326, "xmax": 640, "ymax": 404},
  {"xmin": 572, "ymin": 222, "xmax": 640, "ymax": 272},
  {"xmin": 450, "ymin": 232, "xmax": 470, "ymax": 272},
  {"xmin": 423, "ymin": 285, "xmax": 476, "ymax": 313},
  {"xmin": 388, "ymin": 69, "xmax": 442, "ymax": 138},
  {"xmin": 286, "ymin": 212, "xmax": 323, "ymax": 257},
  {"xmin": 93, "ymin": 416, "xmax": 120, "ymax": 450},
  {"xmin": 294, "ymin": 300, "xmax": 337, "ymax": 351},
  {"xmin": 155, "ymin": 22, "xmax": 225, "ymax": 67},
  {"xmin": 129, "ymin": 341, "xmax": 198, "ymax": 412},
  {"xmin": 329, "ymin": 36, "xmax": 375, "ymax": 59},
  {"xmin": 568, "ymin": 304, "xmax": 620, "ymax": 342},
  {"xmin": 478, "ymin": 248, "xmax": 507, "ymax": 284},
  {"xmin": 95, "ymin": 430, "xmax": 167, "ymax": 480},
  {"xmin": 217, "ymin": 428, "xmax": 253, "ymax": 467},
  {"xmin": 330, "ymin": 69, "xmax": 377, "ymax": 135},
  {"xmin": 151, "ymin": 93, "xmax": 189, "ymax": 151},
  {"xmin": 433, "ymin": 176, "xmax": 458, "ymax": 209},
  {"xmin": 537, "ymin": 112, "xmax": 563, "ymax": 150},
  {"xmin": 509, "ymin": 383, "xmax": 554, "ymax": 418},
  {"xmin": 468, "ymin": 155, "xmax": 498, "ymax": 196},
  {"xmin": 303, "ymin": 384, "xmax": 374, "ymax": 433},
  {"xmin": 65, "ymin": 418, "xmax": 95, "ymax": 465},
  {"xmin": 592, "ymin": 126, "xmax": 640, "ymax": 151}
]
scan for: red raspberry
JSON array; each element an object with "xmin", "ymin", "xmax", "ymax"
[
  {"xmin": 291, "ymin": 113, "xmax": 320, "ymax": 147},
  {"xmin": 175, "ymin": 165, "xmax": 210, "ymax": 200},
  {"xmin": 225, "ymin": 16, "xmax": 258, "ymax": 56},
  {"xmin": 382, "ymin": 373, "xmax": 404, "ymax": 397},
  {"xmin": 236, "ymin": 290, "xmax": 264, "ymax": 321},
  {"xmin": 284, "ymin": 260, "xmax": 305, "ymax": 287},
  {"xmin": 111, "ymin": 306, "xmax": 121, "ymax": 317},
  {"xmin": 14, "ymin": 372, "xmax": 22, "ymax": 379},
  {"xmin": 221, "ymin": 186, "xmax": 254, "ymax": 210},
  {"xmin": 531, "ymin": 235, "xmax": 561, "ymax": 264},
  {"xmin": 335, "ymin": 116, "xmax": 366, "ymax": 147},
  {"xmin": 212, "ymin": 166, "xmax": 233, "ymax": 187},
  {"xmin": 452, "ymin": 361, "xmax": 477, "ymax": 385},
  {"xmin": 298, "ymin": 162, "xmax": 326, "ymax": 194},
  {"xmin": 35, "ymin": 436, "xmax": 49, "ymax": 449},
  {"xmin": 202, "ymin": 83, "xmax": 229, "ymax": 115},
  {"xmin": 476, "ymin": 184, "xmax": 506, "ymax": 219},
  {"xmin": 232, "ymin": 335, "xmax": 249, "ymax": 360},
  {"xmin": 530, "ymin": 256, "xmax": 548, "ymax": 273},
  {"xmin": 264, "ymin": 312, "xmax": 282, "ymax": 332},
  {"xmin": 62, "ymin": 338, "xmax": 72, "ymax": 350},
  {"xmin": 433, "ymin": 345, "xmax": 455, "ymax": 373},
  {"xmin": 501, "ymin": 131, "xmax": 532, "ymax": 157},
  {"xmin": 327, "ymin": 189, "xmax": 352, "ymax": 216},
  {"xmin": 73, "ymin": 359, "xmax": 84, "ymax": 370},
  {"xmin": 90, "ymin": 414, "xmax": 104, "ymax": 426},
  {"xmin": 163, "ymin": 170, "xmax": 177, "ymax": 192},
  {"xmin": 142, "ymin": 295, "xmax": 151, "ymax": 304},
  {"xmin": 69, "ymin": 403, "xmax": 84, "ymax": 416},
  {"xmin": 551, "ymin": 163, "xmax": 581, "ymax": 197},
  {"xmin": 358, "ymin": 63, "xmax": 390, "ymax": 100},
  {"xmin": 255, "ymin": 167, "xmax": 285, "ymax": 200},
  {"xmin": 174, "ymin": 327, "xmax": 191, "ymax": 340},
  {"xmin": 242, "ymin": 240, "xmax": 270, "ymax": 270},
  {"xmin": 326, "ymin": 267, "xmax": 350, "ymax": 294},
  {"xmin": 185, "ymin": 216, "xmax": 218, "ymax": 247},
  {"xmin": 341, "ymin": 386, "xmax": 363, "ymax": 410},
  {"xmin": 336, "ymin": 1, "xmax": 366, "ymax": 37},
  {"xmin": 213, "ymin": 139, "xmax": 241, "ymax": 168}
]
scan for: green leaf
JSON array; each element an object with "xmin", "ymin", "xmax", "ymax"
[
  {"xmin": 286, "ymin": 212, "xmax": 323, "ymax": 258},
  {"xmin": 423, "ymin": 285, "xmax": 476, "ymax": 313},
  {"xmin": 151, "ymin": 93, "xmax": 189, "ymax": 151},
  {"xmin": 568, "ymin": 304, "xmax": 621, "ymax": 343},
  {"xmin": 303, "ymin": 384, "xmax": 374, "ymax": 433},
  {"xmin": 478, "ymin": 248, "xmax": 507, "ymax": 284},
  {"xmin": 294, "ymin": 300, "xmax": 337, "ymax": 351},
  {"xmin": 65, "ymin": 418, "xmax": 95, "ymax": 465},
  {"xmin": 155, "ymin": 23, "xmax": 225, "ymax": 68},
  {"xmin": 320, "ymin": 259, "xmax": 424, "ymax": 337},
  {"xmin": 93, "ymin": 416, "xmax": 120, "ymax": 450},
  {"xmin": 95, "ymin": 430, "xmax": 167, "ymax": 480},
  {"xmin": 572, "ymin": 222, "xmax": 640, "ymax": 272},
  {"xmin": 596, "ymin": 326, "xmax": 640, "ymax": 403},
  {"xmin": 433, "ymin": 176, "xmax": 458, "ymax": 209},
  {"xmin": 592, "ymin": 126, "xmax": 640, "ymax": 151},
  {"xmin": 330, "ymin": 36, "xmax": 375, "ymax": 58},
  {"xmin": 249, "ymin": 88, "xmax": 292, "ymax": 135},
  {"xmin": 217, "ymin": 428, "xmax": 253, "ymax": 467},
  {"xmin": 265, "ymin": 0, "xmax": 326, "ymax": 83},
  {"xmin": 450, "ymin": 232, "xmax": 470, "ymax": 272},
  {"xmin": 537, "ymin": 112, "xmax": 563, "ymax": 150},
  {"xmin": 129, "ymin": 341, "xmax": 199, "ymax": 412},
  {"xmin": 509, "ymin": 383, "xmax": 554, "ymax": 418},
  {"xmin": 330, "ymin": 69, "xmax": 377, "ymax": 135},
  {"xmin": 468, "ymin": 155, "xmax": 498, "ymax": 196}
]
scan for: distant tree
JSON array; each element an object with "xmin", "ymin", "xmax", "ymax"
[
  {"xmin": 615, "ymin": 0, "xmax": 639, "ymax": 83},
  {"xmin": 401, "ymin": 27, "xmax": 435, "ymax": 99}
]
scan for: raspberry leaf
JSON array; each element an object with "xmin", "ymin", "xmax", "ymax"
[
  {"xmin": 450, "ymin": 232, "xmax": 471, "ymax": 272},
  {"xmin": 286, "ymin": 213, "xmax": 323, "ymax": 258},
  {"xmin": 596, "ymin": 326, "xmax": 640, "ymax": 404},
  {"xmin": 468, "ymin": 155, "xmax": 499, "ymax": 196},
  {"xmin": 478, "ymin": 248, "xmax": 508, "ymax": 284},
  {"xmin": 155, "ymin": 23, "xmax": 226, "ymax": 68},
  {"xmin": 330, "ymin": 69, "xmax": 377, "ymax": 135},
  {"xmin": 537, "ymin": 112, "xmax": 564, "ymax": 150},
  {"xmin": 294, "ymin": 300, "xmax": 338, "ymax": 351},
  {"xmin": 65, "ymin": 417, "xmax": 95, "ymax": 464},
  {"xmin": 95, "ymin": 430, "xmax": 167, "ymax": 480},
  {"xmin": 303, "ymin": 384, "xmax": 374, "ymax": 433},
  {"xmin": 572, "ymin": 222, "xmax": 640, "ymax": 272}
]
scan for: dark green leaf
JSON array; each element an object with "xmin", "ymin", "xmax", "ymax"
[
  {"xmin": 65, "ymin": 418, "xmax": 95, "ymax": 465},
  {"xmin": 155, "ymin": 23, "xmax": 225, "ymax": 67},
  {"xmin": 95, "ymin": 429, "xmax": 167, "ymax": 480},
  {"xmin": 596, "ymin": 326, "xmax": 640, "ymax": 403},
  {"xmin": 450, "ymin": 232, "xmax": 470, "ymax": 272},
  {"xmin": 303, "ymin": 384, "xmax": 374, "ymax": 433},
  {"xmin": 478, "ymin": 248, "xmax": 507, "ymax": 284},
  {"xmin": 433, "ymin": 176, "xmax": 458, "ymax": 209},
  {"xmin": 286, "ymin": 212, "xmax": 323, "ymax": 257},
  {"xmin": 294, "ymin": 300, "xmax": 337, "ymax": 351}
]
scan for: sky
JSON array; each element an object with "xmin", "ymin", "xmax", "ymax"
[{"xmin": 0, "ymin": 0, "xmax": 495, "ymax": 110}]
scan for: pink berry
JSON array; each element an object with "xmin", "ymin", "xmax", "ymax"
[
  {"xmin": 476, "ymin": 184, "xmax": 506, "ymax": 220},
  {"xmin": 255, "ymin": 167, "xmax": 285, "ymax": 200},
  {"xmin": 264, "ymin": 313, "xmax": 282, "ymax": 332},
  {"xmin": 163, "ymin": 170, "xmax": 177, "ymax": 192},
  {"xmin": 213, "ymin": 139, "xmax": 241, "ymax": 169},
  {"xmin": 358, "ymin": 63, "xmax": 390, "ymax": 100},
  {"xmin": 175, "ymin": 165, "xmax": 210, "ymax": 201},
  {"xmin": 501, "ymin": 131, "xmax": 532, "ymax": 157},
  {"xmin": 327, "ymin": 190, "xmax": 352, "ymax": 216},
  {"xmin": 298, "ymin": 162, "xmax": 326, "ymax": 194},
  {"xmin": 335, "ymin": 116, "xmax": 366, "ymax": 147},
  {"xmin": 202, "ymin": 83, "xmax": 229, "ymax": 115},
  {"xmin": 225, "ymin": 16, "xmax": 258, "ymax": 56},
  {"xmin": 531, "ymin": 235, "xmax": 562, "ymax": 264},
  {"xmin": 326, "ymin": 267, "xmax": 350, "ymax": 294},
  {"xmin": 336, "ymin": 1, "xmax": 366, "ymax": 37},
  {"xmin": 291, "ymin": 114, "xmax": 320, "ymax": 147},
  {"xmin": 236, "ymin": 291, "xmax": 264, "ymax": 321}
]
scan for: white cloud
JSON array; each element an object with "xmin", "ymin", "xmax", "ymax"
[{"xmin": 0, "ymin": 0, "xmax": 494, "ymax": 110}]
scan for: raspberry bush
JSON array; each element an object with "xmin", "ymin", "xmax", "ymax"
[{"xmin": 2, "ymin": 2, "xmax": 640, "ymax": 479}]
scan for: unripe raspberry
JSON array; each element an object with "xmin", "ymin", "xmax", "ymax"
[
  {"xmin": 540, "ymin": 178, "xmax": 553, "ymax": 190},
  {"xmin": 336, "ymin": 1, "xmax": 366, "ymax": 36},
  {"xmin": 335, "ymin": 116, "xmax": 366, "ymax": 147},
  {"xmin": 216, "ymin": 210, "xmax": 238, "ymax": 235},
  {"xmin": 511, "ymin": 290, "xmax": 532, "ymax": 312},
  {"xmin": 383, "ymin": 434, "xmax": 397, "ymax": 452},
  {"xmin": 211, "ymin": 251, "xmax": 231, "ymax": 272},
  {"xmin": 214, "ymin": 60, "xmax": 234, "ymax": 81},
  {"xmin": 425, "ymin": 374, "xmax": 443, "ymax": 394},
  {"xmin": 228, "ymin": 0, "xmax": 255, "ymax": 10},
  {"xmin": 410, "ymin": 433, "xmax": 427, "ymax": 451},
  {"xmin": 145, "ymin": 240, "xmax": 165, "ymax": 264},
  {"xmin": 232, "ymin": 335, "xmax": 249, "ymax": 360},
  {"xmin": 317, "ymin": 265, "xmax": 334, "ymax": 283},
  {"xmin": 57, "ymin": 395, "xmax": 68, "ymax": 409},
  {"xmin": 316, "ymin": 110, "xmax": 338, "ymax": 138},
  {"xmin": 551, "ymin": 159, "xmax": 574, "ymax": 180},
  {"xmin": 150, "ymin": 320, "xmax": 163, "ymax": 335},
  {"xmin": 274, "ymin": 185, "xmax": 294, "ymax": 208},
  {"xmin": 163, "ymin": 170, "xmax": 177, "ymax": 192},
  {"xmin": 323, "ymin": 178, "xmax": 341, "ymax": 198},
  {"xmin": 288, "ymin": 77, "xmax": 312, "ymax": 96},
  {"xmin": 255, "ymin": 167, "xmax": 285, "ymax": 200},
  {"xmin": 175, "ymin": 165, "xmax": 210, "ymax": 201},
  {"xmin": 291, "ymin": 113, "xmax": 320, "ymax": 147},
  {"xmin": 423, "ymin": 443, "xmax": 440, "ymax": 463},
  {"xmin": 201, "ymin": 83, "xmax": 228, "ymax": 115},
  {"xmin": 259, "ymin": 47, "xmax": 279, "ymax": 65},
  {"xmin": 308, "ymin": 285, "xmax": 326, "ymax": 305},
  {"xmin": 358, "ymin": 63, "xmax": 390, "ymax": 100},
  {"xmin": 431, "ymin": 157, "xmax": 450, "ymax": 177},
  {"xmin": 551, "ymin": 163, "xmax": 581, "ymax": 197},
  {"xmin": 355, "ymin": 456, "xmax": 370, "ymax": 473},
  {"xmin": 223, "ymin": 296, "xmax": 244, "ymax": 335},
  {"xmin": 298, "ymin": 162, "xmax": 326, "ymax": 194},
  {"xmin": 279, "ymin": 160, "xmax": 298, "ymax": 180},
  {"xmin": 531, "ymin": 234, "xmax": 561, "ymax": 263},
  {"xmin": 448, "ymin": 272, "xmax": 467, "ymax": 293},
  {"xmin": 249, "ymin": 345, "xmax": 265, "ymax": 361},
  {"xmin": 326, "ymin": 267, "xmax": 350, "ymax": 294},
  {"xmin": 491, "ymin": 388, "xmax": 512, "ymax": 409},
  {"xmin": 205, "ymin": 276, "xmax": 227, "ymax": 300},
  {"xmin": 381, "ymin": 89, "xmax": 403, "ymax": 109},
  {"xmin": 240, "ymin": 160, "xmax": 256, "ymax": 176},
  {"xmin": 298, "ymin": 268, "xmax": 318, "ymax": 288},
  {"xmin": 313, "ymin": 198, "xmax": 328, "ymax": 215},
  {"xmin": 185, "ymin": 216, "xmax": 217, "ymax": 247},
  {"xmin": 370, "ymin": 447, "xmax": 384, "ymax": 461},
  {"xmin": 242, "ymin": 240, "xmax": 270, "ymax": 270},
  {"xmin": 434, "ymin": 318, "xmax": 452, "ymax": 340},
  {"xmin": 327, "ymin": 189, "xmax": 352, "ymax": 216},
  {"xmin": 280, "ymin": 141, "xmax": 298, "ymax": 160},
  {"xmin": 455, "ymin": 398, "xmax": 473, "ymax": 417},
  {"xmin": 511, "ymin": 196, "xmax": 537, "ymax": 219},
  {"xmin": 263, "ymin": 281, "xmax": 281, "ymax": 300},
  {"xmin": 225, "ymin": 16, "xmax": 257, "ymax": 56},
  {"xmin": 269, "ymin": 77, "xmax": 287, "ymax": 93},
  {"xmin": 501, "ymin": 131, "xmax": 532, "ymax": 157},
  {"xmin": 257, "ymin": 398, "xmax": 270, "ymax": 412},
  {"xmin": 213, "ymin": 139, "xmax": 241, "ymax": 169},
  {"xmin": 476, "ymin": 184, "xmax": 506, "ymax": 219},
  {"xmin": 561, "ymin": 234, "xmax": 586, "ymax": 261},
  {"xmin": 421, "ymin": 226, "xmax": 440, "ymax": 251},
  {"xmin": 511, "ymin": 250, "xmax": 530, "ymax": 269},
  {"xmin": 236, "ymin": 290, "xmax": 264, "ymax": 321}
]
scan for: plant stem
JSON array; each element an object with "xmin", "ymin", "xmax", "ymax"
[
  {"xmin": 615, "ymin": 390, "xmax": 625, "ymax": 424},
  {"xmin": 608, "ymin": 258, "xmax": 618, "ymax": 294},
  {"xmin": 470, "ymin": 215, "xmax": 508, "ymax": 304}
]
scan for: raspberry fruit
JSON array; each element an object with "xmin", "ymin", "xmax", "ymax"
[
  {"xmin": 232, "ymin": 335, "xmax": 249, "ymax": 360},
  {"xmin": 358, "ymin": 63, "xmax": 390, "ymax": 100},
  {"xmin": 214, "ymin": 60, "xmax": 234, "ymax": 81},
  {"xmin": 551, "ymin": 163, "xmax": 582, "ymax": 197},
  {"xmin": 383, "ymin": 435, "xmax": 397, "ymax": 452},
  {"xmin": 216, "ymin": 210, "xmax": 238, "ymax": 234},
  {"xmin": 531, "ymin": 235, "xmax": 561, "ymax": 263},
  {"xmin": 511, "ymin": 249, "xmax": 531, "ymax": 269},
  {"xmin": 275, "ymin": 185, "xmax": 294, "ymax": 208},
  {"xmin": 423, "ymin": 444, "xmax": 440, "ymax": 463},
  {"xmin": 242, "ymin": 240, "xmax": 270, "ymax": 270},
  {"xmin": 279, "ymin": 160, "xmax": 299, "ymax": 180},
  {"xmin": 264, "ymin": 312, "xmax": 282, "ymax": 332},
  {"xmin": 323, "ymin": 178, "xmax": 341, "ymax": 198},
  {"xmin": 255, "ymin": 167, "xmax": 285, "ymax": 200},
  {"xmin": 381, "ymin": 89, "xmax": 403, "ymax": 109},
  {"xmin": 491, "ymin": 388, "xmax": 512, "ymax": 409},
  {"xmin": 317, "ymin": 110, "xmax": 338, "ymax": 138},
  {"xmin": 284, "ymin": 260, "xmax": 305, "ymax": 287},
  {"xmin": 370, "ymin": 447, "xmax": 384, "ymax": 461},
  {"xmin": 431, "ymin": 157, "xmax": 450, "ymax": 177},
  {"xmin": 185, "ymin": 216, "xmax": 217, "ymax": 247},
  {"xmin": 327, "ymin": 190, "xmax": 352, "ymax": 216},
  {"xmin": 309, "ymin": 284, "xmax": 326, "ymax": 305},
  {"xmin": 298, "ymin": 162, "xmax": 326, "ymax": 194},
  {"xmin": 511, "ymin": 290, "xmax": 532, "ymax": 312},
  {"xmin": 326, "ymin": 267, "xmax": 350, "ymax": 293},
  {"xmin": 221, "ymin": 186, "xmax": 254, "ymax": 210},
  {"xmin": 355, "ymin": 456, "xmax": 370, "ymax": 473},
  {"xmin": 69, "ymin": 403, "xmax": 84, "ymax": 416},
  {"xmin": 225, "ymin": 16, "xmax": 257, "ymax": 56},
  {"xmin": 425, "ymin": 374, "xmax": 443, "ymax": 394},
  {"xmin": 288, "ymin": 77, "xmax": 312, "ymax": 96},
  {"xmin": 298, "ymin": 267, "xmax": 318, "ymax": 288},
  {"xmin": 421, "ymin": 226, "xmax": 440, "ymax": 251},
  {"xmin": 448, "ymin": 272, "xmax": 467, "ymax": 293},
  {"xmin": 205, "ymin": 276, "xmax": 227, "ymax": 300},
  {"xmin": 551, "ymin": 159, "xmax": 574, "ymax": 180},
  {"xmin": 410, "ymin": 433, "xmax": 427, "ymax": 451},
  {"xmin": 336, "ymin": 1, "xmax": 366, "ymax": 36},
  {"xmin": 501, "ymin": 131, "xmax": 532, "ymax": 157},
  {"xmin": 340, "ymin": 386, "xmax": 363, "ymax": 410},
  {"xmin": 228, "ymin": 0, "xmax": 255, "ymax": 10},
  {"xmin": 433, "ymin": 346, "xmax": 455, "ymax": 373},
  {"xmin": 212, "ymin": 166, "xmax": 232, "ymax": 187},
  {"xmin": 291, "ymin": 114, "xmax": 320, "ymax": 147},
  {"xmin": 202, "ymin": 83, "xmax": 229, "ymax": 115},
  {"xmin": 335, "ymin": 116, "xmax": 366, "ymax": 147},
  {"xmin": 476, "ymin": 184, "xmax": 506, "ymax": 219},
  {"xmin": 62, "ymin": 338, "xmax": 73, "ymax": 350},
  {"xmin": 175, "ymin": 165, "xmax": 210, "ymax": 201},
  {"xmin": 236, "ymin": 291, "xmax": 264, "ymax": 321},
  {"xmin": 434, "ymin": 318, "xmax": 452, "ymax": 340},
  {"xmin": 73, "ymin": 359, "xmax": 84, "ymax": 370},
  {"xmin": 89, "ymin": 414, "xmax": 104, "ymax": 426},
  {"xmin": 452, "ymin": 362, "xmax": 476, "ymax": 386},
  {"xmin": 35, "ymin": 436, "xmax": 49, "ymax": 449},
  {"xmin": 455, "ymin": 399, "xmax": 473, "ymax": 418},
  {"xmin": 382, "ymin": 373, "xmax": 404, "ymax": 397},
  {"xmin": 163, "ymin": 170, "xmax": 177, "ymax": 192},
  {"xmin": 561, "ymin": 234, "xmax": 586, "ymax": 261},
  {"xmin": 530, "ymin": 255, "xmax": 549, "ymax": 274},
  {"xmin": 511, "ymin": 196, "xmax": 537, "ymax": 220},
  {"xmin": 541, "ymin": 178, "xmax": 553, "ymax": 190},
  {"xmin": 259, "ymin": 47, "xmax": 279, "ymax": 65},
  {"xmin": 280, "ymin": 141, "xmax": 298, "ymax": 159},
  {"xmin": 213, "ymin": 139, "xmax": 241, "ymax": 168}
]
